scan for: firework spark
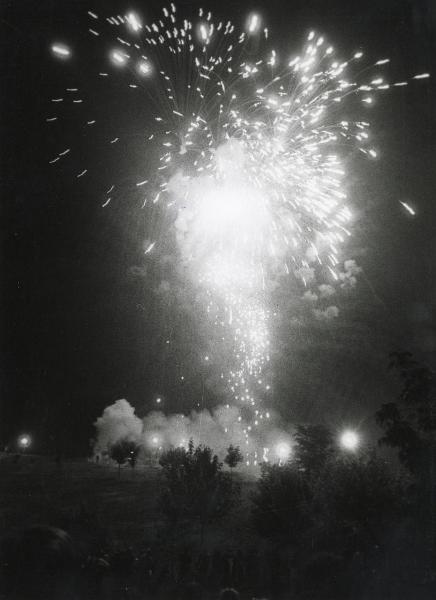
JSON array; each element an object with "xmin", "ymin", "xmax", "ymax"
[
  {"xmin": 51, "ymin": 43, "xmax": 71, "ymax": 58},
  {"xmin": 48, "ymin": 4, "xmax": 428, "ymax": 455},
  {"xmin": 400, "ymin": 201, "xmax": 416, "ymax": 216}
]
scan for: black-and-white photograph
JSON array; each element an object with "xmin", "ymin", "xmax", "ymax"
[{"xmin": 1, "ymin": 1, "xmax": 435, "ymax": 598}]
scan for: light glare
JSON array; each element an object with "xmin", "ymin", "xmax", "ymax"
[
  {"xmin": 138, "ymin": 60, "xmax": 152, "ymax": 76},
  {"xmin": 18, "ymin": 434, "xmax": 31, "ymax": 448},
  {"xmin": 126, "ymin": 12, "xmax": 142, "ymax": 32},
  {"xmin": 340, "ymin": 430, "xmax": 359, "ymax": 451},
  {"xmin": 111, "ymin": 50, "xmax": 127, "ymax": 65},
  {"xmin": 275, "ymin": 442, "xmax": 291, "ymax": 461}
]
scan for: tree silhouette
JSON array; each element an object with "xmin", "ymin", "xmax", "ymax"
[
  {"xmin": 109, "ymin": 438, "xmax": 141, "ymax": 479},
  {"xmin": 376, "ymin": 351, "xmax": 436, "ymax": 473},
  {"xmin": 159, "ymin": 440, "xmax": 238, "ymax": 541},
  {"xmin": 312, "ymin": 453, "xmax": 405, "ymax": 553},
  {"xmin": 294, "ymin": 424, "xmax": 335, "ymax": 476},
  {"xmin": 127, "ymin": 444, "xmax": 140, "ymax": 469},
  {"xmin": 251, "ymin": 462, "xmax": 310, "ymax": 544},
  {"xmin": 224, "ymin": 444, "xmax": 243, "ymax": 476},
  {"xmin": 376, "ymin": 351, "xmax": 436, "ymax": 570},
  {"xmin": 252, "ymin": 447, "xmax": 407, "ymax": 595}
]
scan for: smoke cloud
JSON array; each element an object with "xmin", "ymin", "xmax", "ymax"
[
  {"xmin": 318, "ymin": 284, "xmax": 336, "ymax": 298},
  {"xmin": 93, "ymin": 399, "xmax": 293, "ymax": 463},
  {"xmin": 303, "ymin": 290, "xmax": 318, "ymax": 303},
  {"xmin": 313, "ymin": 305, "xmax": 340, "ymax": 320},
  {"xmin": 93, "ymin": 399, "xmax": 143, "ymax": 455},
  {"xmin": 339, "ymin": 259, "xmax": 362, "ymax": 289}
]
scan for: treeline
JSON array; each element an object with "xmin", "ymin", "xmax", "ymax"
[
  {"xmin": 126, "ymin": 351, "xmax": 434, "ymax": 598},
  {"xmin": 99, "ymin": 351, "xmax": 436, "ymax": 598}
]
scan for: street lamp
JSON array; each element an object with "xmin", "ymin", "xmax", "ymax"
[
  {"xmin": 18, "ymin": 434, "xmax": 31, "ymax": 453},
  {"xmin": 340, "ymin": 430, "xmax": 359, "ymax": 451}
]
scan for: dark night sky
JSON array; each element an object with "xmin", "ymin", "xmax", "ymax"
[{"xmin": 1, "ymin": 0, "xmax": 435, "ymax": 454}]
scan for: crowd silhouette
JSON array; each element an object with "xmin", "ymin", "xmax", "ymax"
[{"xmin": 0, "ymin": 525, "xmax": 273, "ymax": 599}]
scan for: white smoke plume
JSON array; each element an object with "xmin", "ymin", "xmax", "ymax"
[
  {"xmin": 93, "ymin": 398, "xmax": 143, "ymax": 455},
  {"xmin": 93, "ymin": 399, "xmax": 292, "ymax": 463},
  {"xmin": 143, "ymin": 405, "xmax": 258, "ymax": 456}
]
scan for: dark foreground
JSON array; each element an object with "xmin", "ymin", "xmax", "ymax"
[
  {"xmin": 0, "ymin": 453, "xmax": 435, "ymax": 600},
  {"xmin": 0, "ymin": 454, "xmax": 265, "ymax": 599}
]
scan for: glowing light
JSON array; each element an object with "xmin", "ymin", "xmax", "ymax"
[
  {"xmin": 199, "ymin": 24, "xmax": 208, "ymax": 41},
  {"xmin": 126, "ymin": 12, "xmax": 142, "ymax": 32},
  {"xmin": 18, "ymin": 434, "xmax": 31, "ymax": 449},
  {"xmin": 340, "ymin": 430, "xmax": 359, "ymax": 451},
  {"xmin": 156, "ymin": 397, "xmax": 162, "ymax": 404},
  {"xmin": 194, "ymin": 182, "xmax": 266, "ymax": 246},
  {"xmin": 51, "ymin": 44, "xmax": 71, "ymax": 58},
  {"xmin": 247, "ymin": 14, "xmax": 260, "ymax": 33},
  {"xmin": 138, "ymin": 61, "xmax": 152, "ymax": 76},
  {"xmin": 275, "ymin": 442, "xmax": 291, "ymax": 461},
  {"xmin": 111, "ymin": 50, "xmax": 127, "ymax": 65}
]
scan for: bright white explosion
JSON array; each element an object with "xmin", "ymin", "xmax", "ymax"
[{"xmin": 49, "ymin": 4, "xmax": 428, "ymax": 459}]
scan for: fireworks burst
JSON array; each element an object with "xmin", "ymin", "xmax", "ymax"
[{"xmin": 48, "ymin": 4, "xmax": 428, "ymax": 457}]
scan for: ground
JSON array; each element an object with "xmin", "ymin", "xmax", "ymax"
[{"xmin": 0, "ymin": 453, "xmax": 256, "ymax": 551}]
